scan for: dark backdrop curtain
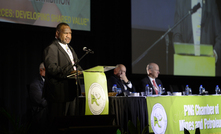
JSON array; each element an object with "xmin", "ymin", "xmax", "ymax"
[
  {"xmin": 0, "ymin": 0, "xmax": 131, "ymax": 131},
  {"xmin": 1, "ymin": 0, "xmax": 221, "ymax": 132}
]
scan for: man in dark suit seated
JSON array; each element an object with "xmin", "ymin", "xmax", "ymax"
[
  {"xmin": 107, "ymin": 64, "xmax": 136, "ymax": 96},
  {"xmin": 141, "ymin": 63, "xmax": 163, "ymax": 95},
  {"xmin": 29, "ymin": 62, "xmax": 48, "ymax": 133}
]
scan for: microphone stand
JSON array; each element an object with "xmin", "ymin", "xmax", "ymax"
[
  {"xmin": 132, "ymin": 3, "xmax": 201, "ymax": 68},
  {"xmin": 74, "ymin": 50, "xmax": 93, "ymax": 116}
]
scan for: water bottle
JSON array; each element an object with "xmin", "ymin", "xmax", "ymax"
[
  {"xmin": 189, "ymin": 88, "xmax": 192, "ymax": 95},
  {"xmin": 215, "ymin": 85, "xmax": 220, "ymax": 94},
  {"xmin": 145, "ymin": 84, "xmax": 149, "ymax": 96},
  {"xmin": 149, "ymin": 88, "xmax": 153, "ymax": 95},
  {"xmin": 185, "ymin": 85, "xmax": 189, "ymax": 95},
  {"xmin": 199, "ymin": 85, "xmax": 203, "ymax": 95},
  {"xmin": 202, "ymin": 86, "xmax": 205, "ymax": 93},
  {"xmin": 112, "ymin": 84, "xmax": 117, "ymax": 92},
  {"xmin": 158, "ymin": 84, "xmax": 162, "ymax": 95}
]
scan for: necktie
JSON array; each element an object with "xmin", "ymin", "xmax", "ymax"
[
  {"xmin": 192, "ymin": 0, "xmax": 202, "ymax": 55},
  {"xmin": 66, "ymin": 45, "xmax": 76, "ymax": 70},
  {"xmin": 152, "ymin": 80, "xmax": 158, "ymax": 95}
]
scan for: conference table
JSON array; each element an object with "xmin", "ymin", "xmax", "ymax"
[
  {"xmin": 78, "ymin": 94, "xmax": 221, "ymax": 134},
  {"xmin": 78, "ymin": 96, "xmax": 149, "ymax": 133}
]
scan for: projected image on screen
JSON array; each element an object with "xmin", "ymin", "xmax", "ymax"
[
  {"xmin": 0, "ymin": 0, "xmax": 90, "ymax": 31},
  {"xmin": 131, "ymin": 0, "xmax": 221, "ymax": 77}
]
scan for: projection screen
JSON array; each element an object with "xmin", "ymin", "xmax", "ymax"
[
  {"xmin": 131, "ymin": 0, "xmax": 221, "ymax": 77},
  {"xmin": 0, "ymin": 0, "xmax": 90, "ymax": 31}
]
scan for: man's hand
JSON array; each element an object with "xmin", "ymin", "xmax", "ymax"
[
  {"xmin": 214, "ymin": 50, "xmax": 218, "ymax": 63},
  {"xmin": 71, "ymin": 70, "xmax": 82, "ymax": 75},
  {"xmin": 121, "ymin": 75, "xmax": 129, "ymax": 83}
]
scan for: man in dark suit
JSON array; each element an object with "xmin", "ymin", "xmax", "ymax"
[
  {"xmin": 107, "ymin": 64, "xmax": 135, "ymax": 96},
  {"xmin": 141, "ymin": 63, "xmax": 163, "ymax": 95},
  {"xmin": 173, "ymin": 0, "xmax": 221, "ymax": 76},
  {"xmin": 29, "ymin": 62, "xmax": 47, "ymax": 133},
  {"xmin": 43, "ymin": 22, "xmax": 82, "ymax": 122}
]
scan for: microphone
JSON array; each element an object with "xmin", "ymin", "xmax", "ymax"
[
  {"xmin": 83, "ymin": 47, "xmax": 87, "ymax": 51},
  {"xmin": 83, "ymin": 47, "xmax": 94, "ymax": 54},
  {"xmin": 190, "ymin": 2, "xmax": 201, "ymax": 14}
]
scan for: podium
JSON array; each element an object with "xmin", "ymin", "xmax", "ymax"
[
  {"xmin": 59, "ymin": 66, "xmax": 119, "ymax": 133},
  {"xmin": 173, "ymin": 43, "xmax": 215, "ymax": 76},
  {"xmin": 67, "ymin": 66, "xmax": 115, "ymax": 115}
]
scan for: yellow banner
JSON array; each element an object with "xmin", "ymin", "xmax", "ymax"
[
  {"xmin": 146, "ymin": 95, "xmax": 221, "ymax": 134},
  {"xmin": 83, "ymin": 68, "xmax": 109, "ymax": 115}
]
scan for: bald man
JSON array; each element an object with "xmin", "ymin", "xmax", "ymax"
[
  {"xmin": 141, "ymin": 63, "xmax": 163, "ymax": 95},
  {"xmin": 107, "ymin": 64, "xmax": 135, "ymax": 96}
]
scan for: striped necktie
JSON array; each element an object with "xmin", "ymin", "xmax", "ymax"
[{"xmin": 152, "ymin": 80, "xmax": 158, "ymax": 95}]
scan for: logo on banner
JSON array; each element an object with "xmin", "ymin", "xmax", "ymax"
[
  {"xmin": 88, "ymin": 83, "xmax": 106, "ymax": 115},
  {"xmin": 151, "ymin": 103, "xmax": 167, "ymax": 134}
]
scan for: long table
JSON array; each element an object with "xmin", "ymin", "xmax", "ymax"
[
  {"xmin": 78, "ymin": 96, "xmax": 148, "ymax": 133},
  {"xmin": 146, "ymin": 95, "xmax": 221, "ymax": 134},
  {"xmin": 79, "ymin": 95, "xmax": 221, "ymax": 134}
]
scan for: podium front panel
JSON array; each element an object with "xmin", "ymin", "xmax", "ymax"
[{"xmin": 174, "ymin": 54, "xmax": 215, "ymax": 76}]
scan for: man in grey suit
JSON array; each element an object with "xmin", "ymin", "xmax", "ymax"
[
  {"xmin": 173, "ymin": 0, "xmax": 221, "ymax": 75},
  {"xmin": 43, "ymin": 22, "xmax": 82, "ymax": 122}
]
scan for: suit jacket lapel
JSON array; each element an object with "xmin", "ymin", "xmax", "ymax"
[
  {"xmin": 68, "ymin": 44, "xmax": 78, "ymax": 64},
  {"xmin": 201, "ymin": 0, "xmax": 208, "ymax": 30},
  {"xmin": 147, "ymin": 77, "xmax": 155, "ymax": 94},
  {"xmin": 55, "ymin": 41, "xmax": 72, "ymax": 64},
  {"xmin": 68, "ymin": 44, "xmax": 82, "ymax": 70}
]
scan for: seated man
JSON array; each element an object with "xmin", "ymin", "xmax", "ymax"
[
  {"xmin": 29, "ymin": 62, "xmax": 48, "ymax": 133},
  {"xmin": 141, "ymin": 63, "xmax": 164, "ymax": 95},
  {"xmin": 107, "ymin": 64, "xmax": 135, "ymax": 96}
]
